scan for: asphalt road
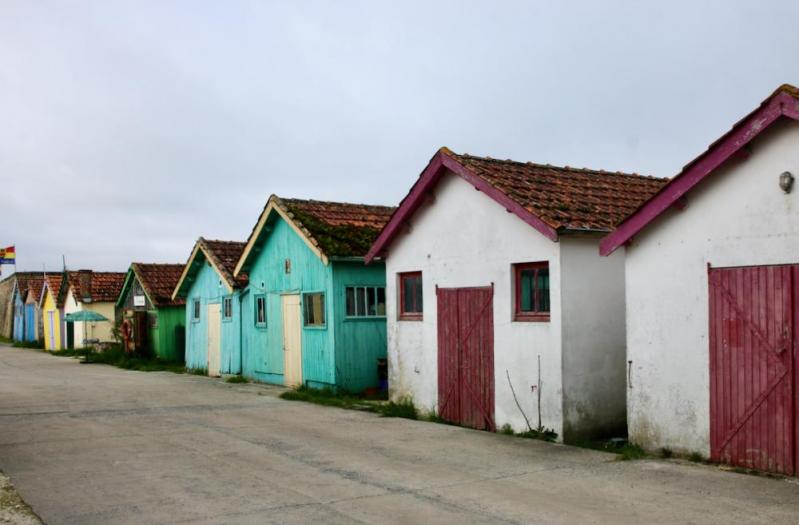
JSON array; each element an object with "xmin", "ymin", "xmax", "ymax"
[{"xmin": 1, "ymin": 345, "xmax": 798, "ymax": 524}]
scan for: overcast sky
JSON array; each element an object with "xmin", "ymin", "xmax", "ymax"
[{"xmin": 1, "ymin": 1, "xmax": 798, "ymax": 273}]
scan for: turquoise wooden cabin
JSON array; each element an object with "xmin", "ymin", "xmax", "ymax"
[
  {"xmin": 172, "ymin": 238, "xmax": 248, "ymax": 376},
  {"xmin": 234, "ymin": 196, "xmax": 395, "ymax": 393}
]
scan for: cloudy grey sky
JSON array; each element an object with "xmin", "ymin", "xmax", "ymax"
[{"xmin": 1, "ymin": 0, "xmax": 798, "ymax": 273}]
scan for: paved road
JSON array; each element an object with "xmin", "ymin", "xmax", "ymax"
[{"xmin": 1, "ymin": 346, "xmax": 798, "ymax": 524}]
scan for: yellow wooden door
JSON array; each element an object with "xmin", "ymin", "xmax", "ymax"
[
  {"xmin": 207, "ymin": 303, "xmax": 221, "ymax": 377},
  {"xmin": 282, "ymin": 294, "xmax": 302, "ymax": 387}
]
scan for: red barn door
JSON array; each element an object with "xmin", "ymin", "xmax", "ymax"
[
  {"xmin": 437, "ymin": 286, "xmax": 495, "ymax": 431},
  {"xmin": 709, "ymin": 265, "xmax": 798, "ymax": 474}
]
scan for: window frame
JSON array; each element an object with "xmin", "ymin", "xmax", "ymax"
[
  {"xmin": 398, "ymin": 271, "xmax": 423, "ymax": 321},
  {"xmin": 254, "ymin": 294, "xmax": 267, "ymax": 328},
  {"xmin": 513, "ymin": 261, "xmax": 550, "ymax": 322},
  {"xmin": 192, "ymin": 298, "xmax": 201, "ymax": 323},
  {"xmin": 345, "ymin": 285, "xmax": 386, "ymax": 319},
  {"xmin": 302, "ymin": 291, "xmax": 326, "ymax": 328},
  {"xmin": 222, "ymin": 296, "xmax": 233, "ymax": 322}
]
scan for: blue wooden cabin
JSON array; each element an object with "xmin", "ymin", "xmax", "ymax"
[
  {"xmin": 234, "ymin": 196, "xmax": 395, "ymax": 392},
  {"xmin": 172, "ymin": 238, "xmax": 247, "ymax": 376}
]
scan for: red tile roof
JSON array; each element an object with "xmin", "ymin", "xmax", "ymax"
[
  {"xmin": 43, "ymin": 274, "xmax": 63, "ymax": 307},
  {"xmin": 201, "ymin": 239, "xmax": 248, "ymax": 288},
  {"xmin": 65, "ymin": 271, "xmax": 126, "ymax": 303},
  {"xmin": 276, "ymin": 197, "xmax": 396, "ymax": 257},
  {"xmin": 131, "ymin": 263, "xmax": 186, "ymax": 306},
  {"xmin": 367, "ymin": 148, "xmax": 668, "ymax": 262},
  {"xmin": 11, "ymin": 272, "xmax": 59, "ymax": 303},
  {"xmin": 442, "ymin": 149, "xmax": 668, "ymax": 232},
  {"xmin": 26, "ymin": 275, "xmax": 49, "ymax": 303}
]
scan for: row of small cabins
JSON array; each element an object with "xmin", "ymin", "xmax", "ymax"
[{"xmin": 2, "ymin": 84, "xmax": 799, "ymax": 475}]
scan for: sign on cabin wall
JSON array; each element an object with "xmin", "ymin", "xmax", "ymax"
[{"xmin": 133, "ymin": 295, "xmax": 146, "ymax": 307}]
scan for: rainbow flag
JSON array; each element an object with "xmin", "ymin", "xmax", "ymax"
[{"xmin": 0, "ymin": 246, "xmax": 16, "ymax": 264}]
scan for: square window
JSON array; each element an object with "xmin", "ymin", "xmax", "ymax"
[
  {"xmin": 344, "ymin": 286, "xmax": 386, "ymax": 318},
  {"xmin": 399, "ymin": 272, "xmax": 423, "ymax": 320},
  {"xmin": 514, "ymin": 262, "xmax": 550, "ymax": 321},
  {"xmin": 303, "ymin": 293, "xmax": 325, "ymax": 327},
  {"xmin": 255, "ymin": 295, "xmax": 266, "ymax": 327},
  {"xmin": 192, "ymin": 299, "xmax": 201, "ymax": 321}
]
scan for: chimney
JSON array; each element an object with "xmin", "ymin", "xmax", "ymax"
[{"xmin": 78, "ymin": 270, "xmax": 93, "ymax": 303}]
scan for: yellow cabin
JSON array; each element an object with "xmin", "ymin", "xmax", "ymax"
[{"xmin": 40, "ymin": 274, "xmax": 63, "ymax": 351}]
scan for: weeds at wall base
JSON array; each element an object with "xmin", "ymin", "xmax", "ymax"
[{"xmin": 50, "ymin": 345, "xmax": 186, "ymax": 374}]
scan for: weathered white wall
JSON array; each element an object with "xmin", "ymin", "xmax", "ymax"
[
  {"xmin": 625, "ymin": 118, "xmax": 799, "ymax": 454},
  {"xmin": 385, "ymin": 171, "xmax": 564, "ymax": 436},
  {"xmin": 560, "ymin": 237, "xmax": 627, "ymax": 441}
]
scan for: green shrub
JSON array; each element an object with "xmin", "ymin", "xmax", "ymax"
[{"xmin": 225, "ymin": 375, "xmax": 248, "ymax": 384}]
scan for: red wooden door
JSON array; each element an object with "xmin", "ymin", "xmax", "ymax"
[
  {"xmin": 437, "ymin": 286, "xmax": 495, "ymax": 431},
  {"xmin": 709, "ymin": 265, "xmax": 797, "ymax": 474}
]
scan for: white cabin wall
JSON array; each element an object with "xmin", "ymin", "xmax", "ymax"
[
  {"xmin": 384, "ymin": 170, "xmax": 564, "ymax": 436},
  {"xmin": 559, "ymin": 236, "xmax": 627, "ymax": 441},
  {"xmin": 625, "ymin": 118, "xmax": 799, "ymax": 454}
]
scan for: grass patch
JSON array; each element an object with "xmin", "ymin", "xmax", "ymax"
[
  {"xmin": 660, "ymin": 447, "xmax": 674, "ymax": 459},
  {"xmin": 187, "ymin": 367, "xmax": 208, "ymax": 376},
  {"xmin": 52, "ymin": 345, "xmax": 186, "ymax": 374},
  {"xmin": 12, "ymin": 340, "xmax": 45, "ymax": 350},
  {"xmin": 279, "ymin": 386, "xmax": 417, "ymax": 419},
  {"xmin": 375, "ymin": 398, "xmax": 417, "ymax": 419},
  {"xmin": 280, "ymin": 386, "xmax": 370, "ymax": 410},
  {"xmin": 574, "ymin": 438, "xmax": 650, "ymax": 460},
  {"xmin": 225, "ymin": 375, "xmax": 248, "ymax": 383},
  {"xmin": 617, "ymin": 443, "xmax": 648, "ymax": 460},
  {"xmin": 517, "ymin": 428, "xmax": 558, "ymax": 442},
  {"xmin": 0, "ymin": 335, "xmax": 13, "ymax": 344},
  {"xmin": 688, "ymin": 451, "xmax": 705, "ymax": 463}
]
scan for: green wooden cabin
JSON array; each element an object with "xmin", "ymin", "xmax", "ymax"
[
  {"xmin": 116, "ymin": 263, "xmax": 186, "ymax": 361},
  {"xmin": 234, "ymin": 195, "xmax": 395, "ymax": 393}
]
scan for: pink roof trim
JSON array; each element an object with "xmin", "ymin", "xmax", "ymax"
[
  {"xmin": 600, "ymin": 88, "xmax": 799, "ymax": 256},
  {"xmin": 364, "ymin": 149, "xmax": 558, "ymax": 263}
]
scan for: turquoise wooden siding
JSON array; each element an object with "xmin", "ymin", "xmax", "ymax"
[
  {"xmin": 239, "ymin": 213, "xmax": 387, "ymax": 392},
  {"xmin": 184, "ymin": 261, "xmax": 242, "ymax": 374},
  {"xmin": 241, "ymin": 216, "xmax": 334, "ymax": 387},
  {"xmin": 331, "ymin": 261, "xmax": 387, "ymax": 392}
]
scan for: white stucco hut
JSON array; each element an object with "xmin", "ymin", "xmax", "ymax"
[
  {"xmin": 601, "ymin": 84, "xmax": 799, "ymax": 475},
  {"xmin": 366, "ymin": 147, "xmax": 666, "ymax": 442}
]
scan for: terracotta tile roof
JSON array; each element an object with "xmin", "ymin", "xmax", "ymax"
[
  {"xmin": 65, "ymin": 271, "xmax": 126, "ymax": 303},
  {"xmin": 200, "ymin": 239, "xmax": 249, "ymax": 288},
  {"xmin": 131, "ymin": 263, "xmax": 186, "ymax": 306},
  {"xmin": 43, "ymin": 274, "xmax": 64, "ymax": 307},
  {"xmin": 276, "ymin": 197, "xmax": 396, "ymax": 257},
  {"xmin": 442, "ymin": 148, "xmax": 669, "ymax": 232},
  {"xmin": 25, "ymin": 275, "xmax": 49, "ymax": 303}
]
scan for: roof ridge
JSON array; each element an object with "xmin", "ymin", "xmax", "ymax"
[
  {"xmin": 277, "ymin": 195, "xmax": 397, "ymax": 209},
  {"xmin": 450, "ymin": 150, "xmax": 667, "ymax": 181}
]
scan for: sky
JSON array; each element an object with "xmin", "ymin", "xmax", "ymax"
[{"xmin": 1, "ymin": 0, "xmax": 798, "ymax": 273}]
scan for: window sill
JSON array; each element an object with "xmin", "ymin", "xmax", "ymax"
[
  {"xmin": 513, "ymin": 314, "xmax": 550, "ymax": 323},
  {"xmin": 255, "ymin": 323, "xmax": 267, "ymax": 330},
  {"xmin": 399, "ymin": 314, "xmax": 423, "ymax": 322},
  {"xmin": 303, "ymin": 325, "xmax": 327, "ymax": 330},
  {"xmin": 344, "ymin": 316, "xmax": 387, "ymax": 322}
]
